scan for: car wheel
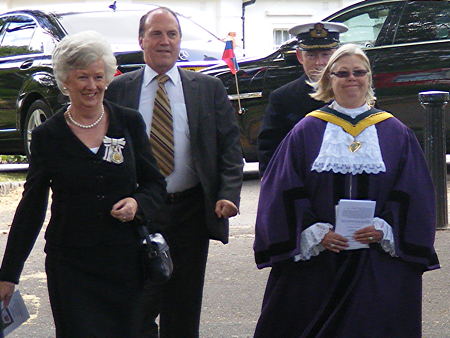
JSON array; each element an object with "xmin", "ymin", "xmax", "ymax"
[{"xmin": 24, "ymin": 100, "xmax": 50, "ymax": 158}]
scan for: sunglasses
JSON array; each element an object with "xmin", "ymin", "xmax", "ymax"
[{"xmin": 330, "ymin": 70, "xmax": 369, "ymax": 78}]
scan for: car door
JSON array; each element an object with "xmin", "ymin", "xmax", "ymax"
[
  {"xmin": 376, "ymin": 1, "xmax": 450, "ymax": 144},
  {"xmin": 231, "ymin": 43, "xmax": 302, "ymax": 161},
  {"xmin": 326, "ymin": 0, "xmax": 450, "ymax": 146},
  {"xmin": 325, "ymin": 0, "xmax": 404, "ymax": 111},
  {"xmin": 0, "ymin": 14, "xmax": 41, "ymax": 149}
]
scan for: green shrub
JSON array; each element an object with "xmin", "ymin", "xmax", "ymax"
[{"xmin": 0, "ymin": 155, "xmax": 28, "ymax": 164}]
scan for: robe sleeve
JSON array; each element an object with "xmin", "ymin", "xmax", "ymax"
[
  {"xmin": 380, "ymin": 128, "xmax": 439, "ymax": 271},
  {"xmin": 253, "ymin": 126, "xmax": 319, "ymax": 269}
]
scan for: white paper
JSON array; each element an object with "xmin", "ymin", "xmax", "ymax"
[
  {"xmin": 335, "ymin": 199, "xmax": 376, "ymax": 250},
  {"xmin": 1, "ymin": 290, "xmax": 30, "ymax": 336}
]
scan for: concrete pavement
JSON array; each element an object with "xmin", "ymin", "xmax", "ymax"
[{"xmin": 0, "ymin": 171, "xmax": 449, "ymax": 337}]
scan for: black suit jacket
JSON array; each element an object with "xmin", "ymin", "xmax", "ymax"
[
  {"xmin": 105, "ymin": 68, "xmax": 243, "ymax": 243},
  {"xmin": 257, "ymin": 74, "xmax": 325, "ymax": 175},
  {"xmin": 0, "ymin": 101, "xmax": 166, "ymax": 283}
]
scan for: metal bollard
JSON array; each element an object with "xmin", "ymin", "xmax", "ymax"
[{"xmin": 419, "ymin": 90, "xmax": 449, "ymax": 229}]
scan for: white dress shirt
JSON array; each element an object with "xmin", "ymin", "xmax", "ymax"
[{"xmin": 139, "ymin": 65, "xmax": 199, "ymax": 193}]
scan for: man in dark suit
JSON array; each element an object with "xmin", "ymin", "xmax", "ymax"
[
  {"xmin": 257, "ymin": 22, "xmax": 348, "ymax": 175},
  {"xmin": 105, "ymin": 6, "xmax": 243, "ymax": 338}
]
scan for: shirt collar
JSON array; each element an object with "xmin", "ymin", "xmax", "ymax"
[
  {"xmin": 143, "ymin": 64, "xmax": 180, "ymax": 87},
  {"xmin": 330, "ymin": 100, "xmax": 370, "ymax": 119}
]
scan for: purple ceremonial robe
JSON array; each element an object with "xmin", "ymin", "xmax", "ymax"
[{"xmin": 253, "ymin": 114, "xmax": 440, "ymax": 338}]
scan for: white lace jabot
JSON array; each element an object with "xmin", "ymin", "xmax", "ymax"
[{"xmin": 311, "ymin": 101, "xmax": 386, "ymax": 175}]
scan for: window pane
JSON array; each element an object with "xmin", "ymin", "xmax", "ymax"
[
  {"xmin": 395, "ymin": 2, "xmax": 450, "ymax": 44},
  {"xmin": 330, "ymin": 4, "xmax": 398, "ymax": 48},
  {"xmin": 0, "ymin": 15, "xmax": 39, "ymax": 56},
  {"xmin": 273, "ymin": 29, "xmax": 289, "ymax": 49},
  {"xmin": 0, "ymin": 17, "xmax": 7, "ymax": 47},
  {"xmin": 58, "ymin": 11, "xmax": 220, "ymax": 48}
]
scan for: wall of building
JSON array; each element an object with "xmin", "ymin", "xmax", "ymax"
[{"xmin": 1, "ymin": 0, "xmax": 359, "ymax": 56}]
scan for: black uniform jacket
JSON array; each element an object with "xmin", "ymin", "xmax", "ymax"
[
  {"xmin": 0, "ymin": 100, "xmax": 166, "ymax": 283},
  {"xmin": 257, "ymin": 74, "xmax": 325, "ymax": 175}
]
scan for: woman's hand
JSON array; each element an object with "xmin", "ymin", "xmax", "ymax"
[
  {"xmin": 353, "ymin": 225, "xmax": 383, "ymax": 244},
  {"xmin": 321, "ymin": 231, "xmax": 349, "ymax": 253},
  {"xmin": 111, "ymin": 197, "xmax": 138, "ymax": 223},
  {"xmin": 0, "ymin": 281, "xmax": 15, "ymax": 308}
]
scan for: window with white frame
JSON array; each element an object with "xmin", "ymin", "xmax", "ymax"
[{"xmin": 273, "ymin": 28, "xmax": 291, "ymax": 49}]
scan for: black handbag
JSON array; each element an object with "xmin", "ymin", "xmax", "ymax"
[{"xmin": 138, "ymin": 226, "xmax": 173, "ymax": 284}]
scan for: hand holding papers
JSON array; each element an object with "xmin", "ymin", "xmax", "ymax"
[
  {"xmin": 1, "ymin": 290, "xmax": 30, "ymax": 336},
  {"xmin": 335, "ymin": 199, "xmax": 376, "ymax": 250}
]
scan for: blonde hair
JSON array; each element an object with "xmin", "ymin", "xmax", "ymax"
[
  {"xmin": 52, "ymin": 31, "xmax": 117, "ymax": 95},
  {"xmin": 310, "ymin": 43, "xmax": 376, "ymax": 105}
]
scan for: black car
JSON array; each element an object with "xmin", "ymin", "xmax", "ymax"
[
  {"xmin": 203, "ymin": 0, "xmax": 450, "ymax": 162},
  {"xmin": 0, "ymin": 3, "xmax": 224, "ymax": 156}
]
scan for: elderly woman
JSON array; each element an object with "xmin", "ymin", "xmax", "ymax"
[
  {"xmin": 0, "ymin": 31, "xmax": 166, "ymax": 337},
  {"xmin": 253, "ymin": 44, "xmax": 439, "ymax": 337}
]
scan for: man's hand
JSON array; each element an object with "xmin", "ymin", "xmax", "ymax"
[{"xmin": 215, "ymin": 200, "xmax": 238, "ymax": 218}]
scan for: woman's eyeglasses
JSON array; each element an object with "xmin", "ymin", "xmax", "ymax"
[{"xmin": 330, "ymin": 70, "xmax": 369, "ymax": 78}]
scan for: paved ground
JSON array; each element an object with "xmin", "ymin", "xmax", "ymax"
[{"xmin": 0, "ymin": 169, "xmax": 449, "ymax": 337}]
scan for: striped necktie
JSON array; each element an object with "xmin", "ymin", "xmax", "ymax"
[{"xmin": 150, "ymin": 74, "xmax": 174, "ymax": 177}]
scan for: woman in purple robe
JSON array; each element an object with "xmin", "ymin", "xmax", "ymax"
[{"xmin": 253, "ymin": 44, "xmax": 440, "ymax": 338}]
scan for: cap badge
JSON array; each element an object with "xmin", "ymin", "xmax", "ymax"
[{"xmin": 310, "ymin": 23, "xmax": 328, "ymax": 38}]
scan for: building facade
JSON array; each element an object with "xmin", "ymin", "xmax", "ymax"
[{"xmin": 1, "ymin": 0, "xmax": 359, "ymax": 56}]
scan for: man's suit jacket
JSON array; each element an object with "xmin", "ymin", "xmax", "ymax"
[
  {"xmin": 257, "ymin": 74, "xmax": 325, "ymax": 175},
  {"xmin": 105, "ymin": 68, "xmax": 243, "ymax": 244}
]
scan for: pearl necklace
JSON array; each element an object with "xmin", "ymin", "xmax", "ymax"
[{"xmin": 66, "ymin": 105, "xmax": 105, "ymax": 129}]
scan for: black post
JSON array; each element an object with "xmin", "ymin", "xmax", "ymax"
[{"xmin": 419, "ymin": 90, "xmax": 449, "ymax": 229}]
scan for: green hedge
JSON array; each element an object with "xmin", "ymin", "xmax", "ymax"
[{"xmin": 0, "ymin": 155, "xmax": 28, "ymax": 164}]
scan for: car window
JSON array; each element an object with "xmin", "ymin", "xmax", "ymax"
[
  {"xmin": 57, "ymin": 11, "xmax": 220, "ymax": 48},
  {"xmin": 394, "ymin": 2, "xmax": 450, "ymax": 44},
  {"xmin": 0, "ymin": 17, "xmax": 6, "ymax": 47},
  {"xmin": 0, "ymin": 15, "xmax": 40, "ymax": 57},
  {"xmin": 329, "ymin": 3, "xmax": 399, "ymax": 48},
  {"xmin": 57, "ymin": 11, "xmax": 140, "ymax": 47}
]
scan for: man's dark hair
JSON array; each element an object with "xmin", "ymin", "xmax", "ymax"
[{"xmin": 139, "ymin": 7, "xmax": 182, "ymax": 38}]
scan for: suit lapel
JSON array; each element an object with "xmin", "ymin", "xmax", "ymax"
[
  {"xmin": 52, "ymin": 102, "xmax": 127, "ymax": 160},
  {"xmin": 104, "ymin": 101, "xmax": 126, "ymax": 138},
  {"xmin": 123, "ymin": 69, "xmax": 145, "ymax": 110},
  {"xmin": 179, "ymin": 69, "xmax": 200, "ymax": 142},
  {"xmin": 51, "ymin": 111, "xmax": 98, "ymax": 160}
]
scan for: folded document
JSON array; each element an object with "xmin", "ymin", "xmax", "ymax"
[
  {"xmin": 1, "ymin": 290, "xmax": 30, "ymax": 336},
  {"xmin": 335, "ymin": 199, "xmax": 376, "ymax": 250}
]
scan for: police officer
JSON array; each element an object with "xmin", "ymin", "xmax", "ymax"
[{"xmin": 258, "ymin": 22, "xmax": 348, "ymax": 175}]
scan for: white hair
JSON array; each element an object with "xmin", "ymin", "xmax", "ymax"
[{"xmin": 52, "ymin": 30, "xmax": 117, "ymax": 95}]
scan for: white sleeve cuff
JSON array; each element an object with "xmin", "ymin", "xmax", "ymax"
[
  {"xmin": 373, "ymin": 217, "xmax": 397, "ymax": 257},
  {"xmin": 294, "ymin": 223, "xmax": 333, "ymax": 262}
]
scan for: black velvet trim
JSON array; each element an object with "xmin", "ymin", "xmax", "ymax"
[
  {"xmin": 333, "ymin": 174, "xmax": 346, "ymax": 205},
  {"xmin": 356, "ymin": 174, "xmax": 369, "ymax": 199},
  {"xmin": 388, "ymin": 190, "xmax": 436, "ymax": 263},
  {"xmin": 319, "ymin": 106, "xmax": 384, "ymax": 125},
  {"xmin": 303, "ymin": 250, "xmax": 367, "ymax": 337},
  {"xmin": 254, "ymin": 187, "xmax": 309, "ymax": 265}
]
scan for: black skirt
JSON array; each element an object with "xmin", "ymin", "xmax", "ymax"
[{"xmin": 45, "ymin": 242, "xmax": 146, "ymax": 338}]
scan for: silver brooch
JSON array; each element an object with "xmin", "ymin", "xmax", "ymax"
[{"xmin": 103, "ymin": 136, "xmax": 126, "ymax": 164}]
